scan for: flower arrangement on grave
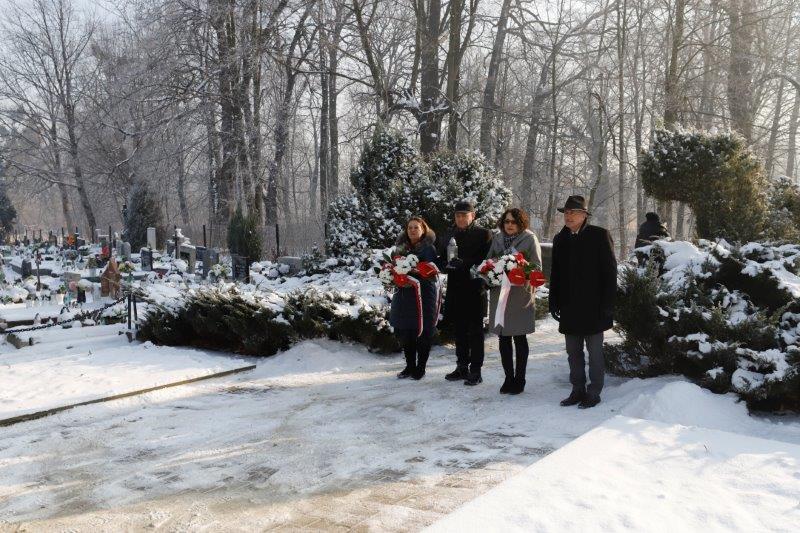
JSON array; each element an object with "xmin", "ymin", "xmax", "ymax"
[
  {"xmin": 118, "ymin": 260, "xmax": 136, "ymax": 274},
  {"xmin": 56, "ymin": 283, "xmax": 67, "ymax": 294},
  {"xmin": 476, "ymin": 252, "xmax": 546, "ymax": 288},
  {"xmin": 86, "ymin": 256, "xmax": 98, "ymax": 269},
  {"xmin": 210, "ymin": 263, "xmax": 231, "ymax": 279}
]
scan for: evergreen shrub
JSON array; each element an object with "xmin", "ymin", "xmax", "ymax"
[
  {"xmin": 228, "ymin": 205, "xmax": 263, "ymax": 260},
  {"xmin": 326, "ymin": 128, "xmax": 512, "ymax": 256},
  {"xmin": 609, "ymin": 239, "xmax": 800, "ymax": 411}
]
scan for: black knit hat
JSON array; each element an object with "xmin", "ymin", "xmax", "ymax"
[
  {"xmin": 454, "ymin": 200, "xmax": 475, "ymax": 213},
  {"xmin": 556, "ymin": 195, "xmax": 591, "ymax": 215}
]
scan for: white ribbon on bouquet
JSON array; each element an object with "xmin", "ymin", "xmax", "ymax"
[{"xmin": 494, "ymin": 270, "xmax": 512, "ymax": 331}]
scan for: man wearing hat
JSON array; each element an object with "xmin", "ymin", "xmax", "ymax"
[
  {"xmin": 437, "ymin": 200, "xmax": 492, "ymax": 385},
  {"xmin": 549, "ymin": 195, "xmax": 617, "ymax": 408}
]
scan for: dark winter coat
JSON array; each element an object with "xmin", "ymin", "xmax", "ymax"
[
  {"xmin": 634, "ymin": 219, "xmax": 670, "ymax": 249},
  {"xmin": 487, "ymin": 229, "xmax": 543, "ymax": 336},
  {"xmin": 549, "ymin": 222, "xmax": 617, "ymax": 335},
  {"xmin": 436, "ymin": 222, "xmax": 492, "ymax": 323},
  {"xmin": 389, "ymin": 230, "xmax": 440, "ymax": 336}
]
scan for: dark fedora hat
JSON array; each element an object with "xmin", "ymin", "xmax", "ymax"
[
  {"xmin": 557, "ymin": 195, "xmax": 591, "ymax": 214},
  {"xmin": 454, "ymin": 200, "xmax": 475, "ymax": 213}
]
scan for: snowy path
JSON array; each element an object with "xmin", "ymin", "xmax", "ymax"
[
  {"xmin": 1, "ymin": 320, "xmax": 798, "ymax": 531},
  {"xmin": 0, "ymin": 325, "xmax": 251, "ymax": 421}
]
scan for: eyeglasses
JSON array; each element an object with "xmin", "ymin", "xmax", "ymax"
[
  {"xmin": 564, "ymin": 209, "xmax": 586, "ymax": 215},
  {"xmin": 503, "ymin": 219, "xmax": 518, "ymax": 224}
]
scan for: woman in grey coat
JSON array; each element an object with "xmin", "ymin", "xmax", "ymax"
[{"xmin": 487, "ymin": 208, "xmax": 542, "ymax": 394}]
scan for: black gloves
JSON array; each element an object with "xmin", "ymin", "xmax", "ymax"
[
  {"xmin": 445, "ymin": 257, "xmax": 464, "ymax": 272},
  {"xmin": 550, "ymin": 309, "xmax": 561, "ymax": 322}
]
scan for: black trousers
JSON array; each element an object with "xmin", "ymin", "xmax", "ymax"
[
  {"xmin": 499, "ymin": 335, "xmax": 529, "ymax": 379},
  {"xmin": 397, "ymin": 330, "xmax": 432, "ymax": 370},
  {"xmin": 454, "ymin": 314, "xmax": 485, "ymax": 374}
]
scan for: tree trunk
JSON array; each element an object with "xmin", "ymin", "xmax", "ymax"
[
  {"xmin": 319, "ymin": 26, "xmax": 330, "ymax": 215},
  {"xmin": 49, "ymin": 117, "xmax": 73, "ymax": 233},
  {"xmin": 445, "ymin": 0, "xmax": 463, "ymax": 151},
  {"xmin": 663, "ymin": 0, "xmax": 685, "ymax": 130},
  {"xmin": 766, "ymin": 26, "xmax": 792, "ymax": 177},
  {"xmin": 328, "ymin": 26, "xmax": 341, "ymax": 198},
  {"xmin": 725, "ymin": 0, "xmax": 756, "ymax": 142},
  {"xmin": 63, "ymin": 103, "xmax": 96, "ymax": 234},
  {"xmin": 616, "ymin": 0, "xmax": 628, "ymax": 257},
  {"xmin": 787, "ymin": 76, "xmax": 800, "ymax": 179},
  {"xmin": 479, "ymin": 0, "xmax": 512, "ymax": 159},
  {"xmin": 419, "ymin": 0, "xmax": 442, "ymax": 155},
  {"xmin": 177, "ymin": 145, "xmax": 190, "ymax": 225},
  {"xmin": 210, "ymin": 0, "xmax": 238, "ymax": 237},
  {"xmin": 520, "ymin": 97, "xmax": 544, "ymax": 212}
]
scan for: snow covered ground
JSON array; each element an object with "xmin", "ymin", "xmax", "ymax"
[
  {"xmin": 0, "ymin": 325, "xmax": 251, "ymax": 421},
  {"xmin": 0, "ymin": 319, "xmax": 798, "ymax": 531},
  {"xmin": 428, "ymin": 414, "xmax": 800, "ymax": 532}
]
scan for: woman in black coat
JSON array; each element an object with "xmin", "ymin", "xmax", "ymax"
[{"xmin": 389, "ymin": 217, "xmax": 440, "ymax": 380}]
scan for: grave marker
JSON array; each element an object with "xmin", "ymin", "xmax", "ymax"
[{"xmin": 231, "ymin": 254, "xmax": 250, "ymax": 283}]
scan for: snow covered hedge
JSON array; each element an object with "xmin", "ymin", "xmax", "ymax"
[
  {"xmin": 326, "ymin": 128, "xmax": 512, "ymax": 256},
  {"xmin": 609, "ymin": 239, "xmax": 800, "ymax": 411},
  {"xmin": 137, "ymin": 267, "xmax": 399, "ymax": 356}
]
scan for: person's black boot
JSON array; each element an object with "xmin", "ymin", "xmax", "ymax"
[
  {"xmin": 509, "ymin": 378, "xmax": 525, "ymax": 395},
  {"xmin": 464, "ymin": 372, "xmax": 483, "ymax": 386},
  {"xmin": 578, "ymin": 394, "xmax": 601, "ymax": 409},
  {"xmin": 560, "ymin": 389, "xmax": 586, "ymax": 406},
  {"xmin": 412, "ymin": 366, "xmax": 426, "ymax": 380},
  {"xmin": 499, "ymin": 376, "xmax": 513, "ymax": 394},
  {"xmin": 397, "ymin": 367, "xmax": 413, "ymax": 379},
  {"xmin": 445, "ymin": 366, "xmax": 469, "ymax": 381}
]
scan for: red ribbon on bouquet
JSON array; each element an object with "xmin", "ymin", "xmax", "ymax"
[{"xmin": 417, "ymin": 261, "xmax": 439, "ymax": 279}]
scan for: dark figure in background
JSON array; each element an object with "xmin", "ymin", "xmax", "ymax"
[
  {"xmin": 634, "ymin": 212, "xmax": 670, "ymax": 249},
  {"xmin": 389, "ymin": 217, "xmax": 439, "ymax": 380},
  {"xmin": 437, "ymin": 201, "xmax": 492, "ymax": 386},
  {"xmin": 549, "ymin": 195, "xmax": 617, "ymax": 409}
]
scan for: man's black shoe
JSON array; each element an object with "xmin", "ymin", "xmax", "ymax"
[
  {"xmin": 445, "ymin": 367, "xmax": 468, "ymax": 381},
  {"xmin": 464, "ymin": 373, "xmax": 483, "ymax": 386},
  {"xmin": 560, "ymin": 390, "xmax": 585, "ymax": 406},
  {"xmin": 412, "ymin": 367, "xmax": 426, "ymax": 380},
  {"xmin": 397, "ymin": 367, "xmax": 413, "ymax": 379},
  {"xmin": 578, "ymin": 395, "xmax": 601, "ymax": 409},
  {"xmin": 499, "ymin": 377, "xmax": 513, "ymax": 394}
]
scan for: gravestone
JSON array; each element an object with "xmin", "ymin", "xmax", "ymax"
[
  {"xmin": 21, "ymin": 259, "xmax": 32, "ymax": 278},
  {"xmin": 196, "ymin": 246, "xmax": 207, "ymax": 277},
  {"xmin": 231, "ymin": 254, "xmax": 250, "ymax": 283},
  {"xmin": 179, "ymin": 245, "xmax": 196, "ymax": 273},
  {"xmin": 166, "ymin": 241, "xmax": 175, "ymax": 257},
  {"xmin": 140, "ymin": 248, "xmax": 153, "ymax": 271},
  {"xmin": 277, "ymin": 256, "xmax": 303, "ymax": 275},
  {"xmin": 121, "ymin": 241, "xmax": 132, "ymax": 261},
  {"xmin": 147, "ymin": 227, "xmax": 157, "ymax": 250},
  {"xmin": 201, "ymin": 248, "xmax": 219, "ymax": 279}
]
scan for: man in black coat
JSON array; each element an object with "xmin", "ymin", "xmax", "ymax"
[
  {"xmin": 634, "ymin": 212, "xmax": 670, "ymax": 249},
  {"xmin": 437, "ymin": 200, "xmax": 492, "ymax": 385},
  {"xmin": 549, "ymin": 195, "xmax": 617, "ymax": 409}
]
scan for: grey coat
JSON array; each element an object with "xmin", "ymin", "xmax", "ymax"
[{"xmin": 487, "ymin": 229, "xmax": 543, "ymax": 336}]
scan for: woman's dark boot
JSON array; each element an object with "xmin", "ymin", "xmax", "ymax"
[
  {"xmin": 499, "ymin": 376, "xmax": 513, "ymax": 394},
  {"xmin": 508, "ymin": 377, "xmax": 526, "ymax": 395},
  {"xmin": 398, "ymin": 333, "xmax": 416, "ymax": 379}
]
